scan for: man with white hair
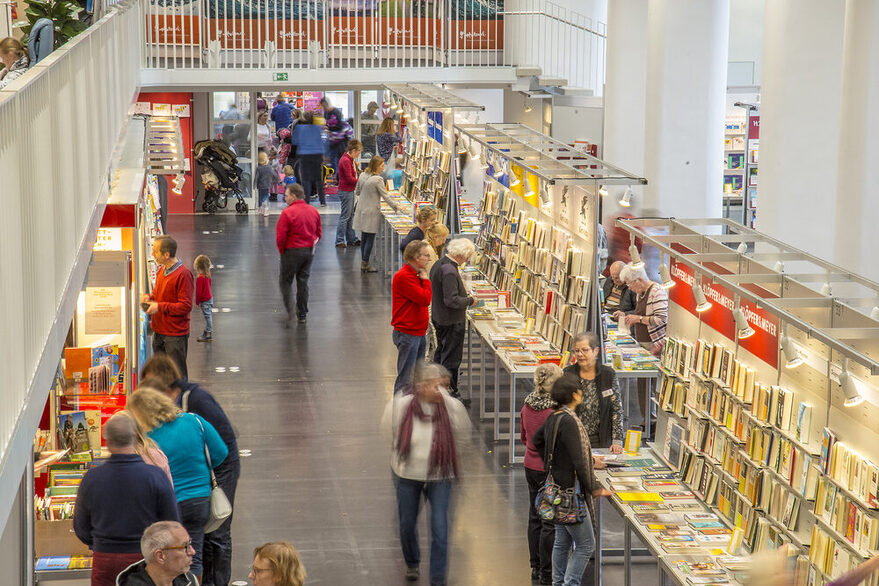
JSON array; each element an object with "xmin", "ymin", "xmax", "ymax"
[
  {"xmin": 117, "ymin": 521, "xmax": 198, "ymax": 585},
  {"xmin": 602, "ymin": 260, "xmax": 637, "ymax": 314},
  {"xmin": 430, "ymin": 237, "xmax": 477, "ymax": 404}
]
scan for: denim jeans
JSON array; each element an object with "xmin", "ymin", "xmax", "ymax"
[
  {"xmin": 202, "ymin": 458, "xmax": 240, "ymax": 586},
  {"xmin": 199, "ymin": 299, "xmax": 213, "ymax": 334},
  {"xmin": 336, "ymin": 191, "xmax": 357, "ymax": 245},
  {"xmin": 395, "ymin": 475, "xmax": 452, "ymax": 583},
  {"xmin": 360, "ymin": 231, "xmax": 377, "ymax": 263},
  {"xmin": 553, "ymin": 513, "xmax": 595, "ymax": 586},
  {"xmin": 178, "ymin": 495, "xmax": 211, "ymax": 577},
  {"xmin": 258, "ymin": 187, "xmax": 270, "ymax": 207},
  {"xmin": 392, "ymin": 330, "xmax": 426, "ymax": 392}
]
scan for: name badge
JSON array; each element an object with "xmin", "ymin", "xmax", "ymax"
[{"xmin": 602, "ymin": 389, "xmax": 614, "ymax": 398}]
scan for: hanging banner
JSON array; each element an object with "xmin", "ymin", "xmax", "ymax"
[
  {"xmin": 147, "ymin": 15, "xmax": 200, "ymax": 46},
  {"xmin": 376, "ymin": 17, "xmax": 439, "ymax": 46},
  {"xmin": 448, "ymin": 19, "xmax": 503, "ymax": 50},
  {"xmin": 205, "ymin": 19, "xmax": 321, "ymax": 49}
]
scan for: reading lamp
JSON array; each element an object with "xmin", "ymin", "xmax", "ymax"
[
  {"xmin": 619, "ymin": 186, "xmax": 633, "ymax": 208},
  {"xmin": 840, "ymin": 360, "xmax": 864, "ymax": 407},
  {"xmin": 693, "ymin": 280, "xmax": 712, "ymax": 312},
  {"xmin": 628, "ymin": 239, "xmax": 644, "ymax": 270},
  {"xmin": 659, "ymin": 261, "xmax": 675, "ymax": 289},
  {"xmin": 733, "ymin": 305, "xmax": 755, "ymax": 339},
  {"xmin": 780, "ymin": 326, "xmax": 803, "ymax": 369}
]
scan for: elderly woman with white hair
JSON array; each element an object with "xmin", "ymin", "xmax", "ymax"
[{"xmin": 429, "ymin": 237, "xmax": 478, "ymax": 404}]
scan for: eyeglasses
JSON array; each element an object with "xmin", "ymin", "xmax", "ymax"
[
  {"xmin": 162, "ymin": 540, "xmax": 193, "ymax": 552},
  {"xmin": 572, "ymin": 348, "xmax": 594, "ymax": 354},
  {"xmin": 249, "ymin": 564, "xmax": 273, "ymax": 574}
]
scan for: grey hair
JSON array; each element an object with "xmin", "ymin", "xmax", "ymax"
[
  {"xmin": 414, "ymin": 361, "xmax": 448, "ymax": 384},
  {"xmin": 619, "ymin": 263, "xmax": 648, "ymax": 284},
  {"xmin": 534, "ymin": 363, "xmax": 563, "ymax": 394},
  {"xmin": 104, "ymin": 413, "xmax": 136, "ymax": 450},
  {"xmin": 572, "ymin": 331, "xmax": 600, "ymax": 349},
  {"xmin": 446, "ymin": 237, "xmax": 475, "ymax": 259},
  {"xmin": 141, "ymin": 521, "xmax": 184, "ymax": 562}
]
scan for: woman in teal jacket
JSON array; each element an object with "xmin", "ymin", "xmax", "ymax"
[{"xmin": 128, "ymin": 387, "xmax": 228, "ymax": 583}]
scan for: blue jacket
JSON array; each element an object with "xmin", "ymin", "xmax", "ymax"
[
  {"xmin": 73, "ymin": 454, "xmax": 179, "ymax": 553},
  {"xmin": 175, "ymin": 380, "xmax": 239, "ymax": 466},
  {"xmin": 270, "ymin": 102, "xmax": 293, "ymax": 130},
  {"xmin": 292, "ymin": 124, "xmax": 326, "ymax": 156},
  {"xmin": 148, "ymin": 413, "xmax": 228, "ymax": 502}
]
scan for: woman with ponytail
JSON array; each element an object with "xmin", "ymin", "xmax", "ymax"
[{"xmin": 381, "ymin": 361, "xmax": 471, "ymax": 585}]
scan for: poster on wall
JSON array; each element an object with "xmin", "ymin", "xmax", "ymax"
[{"xmin": 84, "ymin": 287, "xmax": 123, "ymax": 336}]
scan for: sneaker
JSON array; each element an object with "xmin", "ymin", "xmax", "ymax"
[
  {"xmin": 531, "ymin": 568, "xmax": 540, "ymax": 582},
  {"xmin": 405, "ymin": 567, "xmax": 419, "ymax": 581},
  {"xmin": 336, "ymin": 242, "xmax": 347, "ymax": 248},
  {"xmin": 351, "ymin": 240, "xmax": 361, "ymax": 247},
  {"xmin": 539, "ymin": 575, "xmax": 552, "ymax": 585},
  {"xmin": 320, "ymin": 203, "xmax": 328, "ymax": 208},
  {"xmin": 197, "ymin": 332, "xmax": 212, "ymax": 342},
  {"xmin": 297, "ymin": 315, "xmax": 307, "ymax": 324}
]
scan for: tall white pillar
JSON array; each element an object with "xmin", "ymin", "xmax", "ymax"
[
  {"xmin": 642, "ymin": 0, "xmax": 729, "ymax": 218},
  {"xmin": 602, "ymin": 0, "xmax": 648, "ymax": 215},
  {"xmin": 757, "ymin": 0, "xmax": 844, "ymax": 259},
  {"xmin": 833, "ymin": 0, "xmax": 879, "ymax": 282}
]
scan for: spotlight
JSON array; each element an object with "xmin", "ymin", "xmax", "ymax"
[
  {"xmin": 840, "ymin": 361, "xmax": 864, "ymax": 407},
  {"xmin": 821, "ymin": 282, "xmax": 833, "ymax": 296},
  {"xmin": 872, "ymin": 306, "xmax": 879, "ymax": 321},
  {"xmin": 540, "ymin": 182, "xmax": 551, "ymax": 205},
  {"xmin": 693, "ymin": 283, "xmax": 712, "ymax": 312},
  {"xmin": 598, "ymin": 185, "xmax": 608, "ymax": 197},
  {"xmin": 493, "ymin": 159, "xmax": 505, "ymax": 179},
  {"xmin": 479, "ymin": 152, "xmax": 488, "ymax": 169},
  {"xmin": 737, "ymin": 242, "xmax": 747, "ymax": 254},
  {"xmin": 457, "ymin": 140, "xmax": 467, "ymax": 155},
  {"xmin": 774, "ymin": 261, "xmax": 784, "ymax": 273},
  {"xmin": 510, "ymin": 171, "xmax": 521, "ymax": 187},
  {"xmin": 619, "ymin": 186, "xmax": 633, "ymax": 208},
  {"xmin": 733, "ymin": 306, "xmax": 755, "ymax": 339},
  {"xmin": 468, "ymin": 137, "xmax": 479, "ymax": 158},
  {"xmin": 659, "ymin": 263, "xmax": 675, "ymax": 289},
  {"xmin": 628, "ymin": 243, "xmax": 644, "ymax": 269},
  {"xmin": 171, "ymin": 173, "xmax": 185, "ymax": 195},
  {"xmin": 524, "ymin": 179, "xmax": 535, "ymax": 198},
  {"xmin": 780, "ymin": 327, "xmax": 803, "ymax": 369}
]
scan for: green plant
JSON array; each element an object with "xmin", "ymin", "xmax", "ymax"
[{"xmin": 15, "ymin": 0, "xmax": 87, "ymax": 48}]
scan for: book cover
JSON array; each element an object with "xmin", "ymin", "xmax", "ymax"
[
  {"xmin": 617, "ymin": 492, "xmax": 664, "ymax": 503},
  {"xmin": 795, "ymin": 403, "xmax": 812, "ymax": 445},
  {"xmin": 57, "ymin": 411, "xmax": 90, "ymax": 454},
  {"xmin": 820, "ymin": 428, "xmax": 837, "ymax": 475}
]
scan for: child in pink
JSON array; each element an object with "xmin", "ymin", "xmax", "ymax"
[{"xmin": 194, "ymin": 255, "xmax": 213, "ymax": 342}]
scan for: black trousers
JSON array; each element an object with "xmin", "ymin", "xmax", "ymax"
[
  {"xmin": 298, "ymin": 154, "xmax": 325, "ymax": 205},
  {"xmin": 432, "ymin": 321, "xmax": 466, "ymax": 393},
  {"xmin": 202, "ymin": 458, "xmax": 240, "ymax": 586},
  {"xmin": 525, "ymin": 467, "xmax": 554, "ymax": 579},
  {"xmin": 279, "ymin": 247, "xmax": 314, "ymax": 318},
  {"xmin": 153, "ymin": 333, "xmax": 189, "ymax": 379}
]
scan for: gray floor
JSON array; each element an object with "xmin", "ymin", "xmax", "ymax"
[{"xmin": 173, "ymin": 211, "xmax": 658, "ymax": 585}]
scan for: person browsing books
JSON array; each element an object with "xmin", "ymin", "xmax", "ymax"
[
  {"xmin": 532, "ymin": 375, "xmax": 613, "ymax": 586},
  {"xmin": 602, "ymin": 261, "xmax": 636, "ymax": 314},
  {"xmin": 116, "ymin": 521, "xmax": 199, "ymax": 586},
  {"xmin": 564, "ymin": 331, "xmax": 625, "ymax": 454},
  {"xmin": 73, "ymin": 414, "xmax": 179, "ymax": 586},
  {"xmin": 391, "ymin": 241, "xmax": 433, "ymax": 392},
  {"xmin": 399, "ymin": 206, "xmax": 438, "ymax": 256},
  {"xmin": 353, "ymin": 155, "xmax": 400, "ymax": 273}
]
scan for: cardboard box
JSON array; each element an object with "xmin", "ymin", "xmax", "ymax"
[{"xmin": 35, "ymin": 520, "xmax": 91, "ymax": 558}]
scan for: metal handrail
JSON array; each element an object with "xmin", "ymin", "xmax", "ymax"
[{"xmin": 499, "ymin": 9, "xmax": 606, "ymax": 37}]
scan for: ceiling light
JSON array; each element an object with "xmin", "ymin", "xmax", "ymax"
[
  {"xmin": 619, "ymin": 186, "xmax": 633, "ymax": 208},
  {"xmin": 171, "ymin": 173, "xmax": 185, "ymax": 194},
  {"xmin": 737, "ymin": 242, "xmax": 747, "ymax": 254},
  {"xmin": 598, "ymin": 185, "xmax": 608, "ymax": 197},
  {"xmin": 659, "ymin": 263, "xmax": 674, "ymax": 289},
  {"xmin": 693, "ymin": 282, "xmax": 712, "ymax": 312},
  {"xmin": 821, "ymin": 282, "xmax": 833, "ymax": 296},
  {"xmin": 628, "ymin": 242, "xmax": 644, "ymax": 269},
  {"xmin": 733, "ymin": 305, "xmax": 755, "ymax": 339},
  {"xmin": 524, "ymin": 179, "xmax": 535, "ymax": 198},
  {"xmin": 840, "ymin": 361, "xmax": 864, "ymax": 407},
  {"xmin": 780, "ymin": 326, "xmax": 803, "ymax": 369},
  {"xmin": 774, "ymin": 261, "xmax": 784, "ymax": 273},
  {"xmin": 871, "ymin": 306, "xmax": 879, "ymax": 321},
  {"xmin": 510, "ymin": 171, "xmax": 521, "ymax": 187}
]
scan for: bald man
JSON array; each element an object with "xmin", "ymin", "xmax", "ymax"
[
  {"xmin": 73, "ymin": 413, "xmax": 179, "ymax": 586},
  {"xmin": 602, "ymin": 260, "xmax": 637, "ymax": 314}
]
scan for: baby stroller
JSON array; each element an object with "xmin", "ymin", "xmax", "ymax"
[{"xmin": 193, "ymin": 139, "xmax": 249, "ymax": 214}]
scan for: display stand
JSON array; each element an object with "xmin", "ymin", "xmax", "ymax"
[
  {"xmin": 384, "ymin": 84, "xmax": 484, "ymax": 234},
  {"xmin": 613, "ymin": 217, "xmax": 879, "ymax": 586}
]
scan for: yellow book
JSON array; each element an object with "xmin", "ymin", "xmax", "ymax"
[{"xmin": 615, "ymin": 492, "xmax": 664, "ymax": 503}]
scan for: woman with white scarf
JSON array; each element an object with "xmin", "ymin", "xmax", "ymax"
[{"xmin": 533, "ymin": 375, "xmax": 613, "ymax": 586}]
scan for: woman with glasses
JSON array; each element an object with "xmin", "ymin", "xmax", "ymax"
[
  {"xmin": 127, "ymin": 387, "xmax": 228, "ymax": 583},
  {"xmin": 563, "ymin": 332, "xmax": 625, "ymax": 454},
  {"xmin": 248, "ymin": 541, "xmax": 307, "ymax": 586}
]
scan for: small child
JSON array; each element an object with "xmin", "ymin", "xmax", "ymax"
[
  {"xmin": 194, "ymin": 255, "xmax": 213, "ymax": 342},
  {"xmin": 256, "ymin": 151, "xmax": 280, "ymax": 217}
]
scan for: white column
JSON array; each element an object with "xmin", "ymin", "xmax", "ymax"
[
  {"xmin": 757, "ymin": 0, "xmax": 844, "ymax": 258},
  {"xmin": 833, "ymin": 0, "xmax": 879, "ymax": 282},
  {"xmin": 602, "ymin": 0, "xmax": 648, "ymax": 215}
]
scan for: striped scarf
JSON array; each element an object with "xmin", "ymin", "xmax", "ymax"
[{"xmin": 397, "ymin": 395, "xmax": 459, "ymax": 479}]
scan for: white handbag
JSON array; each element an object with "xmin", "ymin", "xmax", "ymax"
[{"xmin": 193, "ymin": 413, "xmax": 233, "ymax": 533}]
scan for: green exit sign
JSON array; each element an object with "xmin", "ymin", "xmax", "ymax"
[{"xmin": 273, "ymin": 72, "xmax": 288, "ymax": 81}]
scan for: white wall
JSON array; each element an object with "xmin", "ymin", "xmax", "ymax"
[
  {"xmin": 550, "ymin": 97, "xmax": 604, "ymax": 145},
  {"xmin": 450, "ymin": 88, "xmax": 504, "ymax": 123},
  {"xmin": 503, "ymin": 88, "xmax": 543, "ymax": 131},
  {"xmin": 728, "ymin": 0, "xmax": 765, "ymax": 87}
]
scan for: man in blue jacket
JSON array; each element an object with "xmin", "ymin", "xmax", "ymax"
[
  {"xmin": 270, "ymin": 94, "xmax": 293, "ymax": 135},
  {"xmin": 73, "ymin": 413, "xmax": 179, "ymax": 585},
  {"xmin": 141, "ymin": 354, "xmax": 239, "ymax": 586}
]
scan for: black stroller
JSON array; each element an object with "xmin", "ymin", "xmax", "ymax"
[{"xmin": 193, "ymin": 139, "xmax": 249, "ymax": 214}]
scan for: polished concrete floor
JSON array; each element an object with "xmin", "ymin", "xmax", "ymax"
[{"xmin": 172, "ymin": 211, "xmax": 658, "ymax": 585}]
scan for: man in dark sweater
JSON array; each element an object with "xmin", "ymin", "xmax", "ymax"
[
  {"xmin": 602, "ymin": 260, "xmax": 636, "ymax": 314},
  {"xmin": 141, "ymin": 353, "xmax": 239, "ymax": 586},
  {"xmin": 73, "ymin": 414, "xmax": 179, "ymax": 586},
  {"xmin": 141, "ymin": 235, "xmax": 194, "ymax": 378},
  {"xmin": 430, "ymin": 238, "xmax": 477, "ymax": 402}
]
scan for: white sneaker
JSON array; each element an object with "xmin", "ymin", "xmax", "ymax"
[{"xmin": 260, "ymin": 205, "xmax": 268, "ymax": 217}]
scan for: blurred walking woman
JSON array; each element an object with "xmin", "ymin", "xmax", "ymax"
[
  {"xmin": 127, "ymin": 387, "xmax": 228, "ymax": 583},
  {"xmin": 249, "ymin": 541, "xmax": 306, "ymax": 586}
]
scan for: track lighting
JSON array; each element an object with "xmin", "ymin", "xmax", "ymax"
[
  {"xmin": 821, "ymin": 282, "xmax": 833, "ymax": 296},
  {"xmin": 619, "ymin": 186, "xmax": 633, "ymax": 208},
  {"xmin": 774, "ymin": 261, "xmax": 784, "ymax": 273},
  {"xmin": 468, "ymin": 137, "xmax": 479, "ymax": 158},
  {"xmin": 457, "ymin": 140, "xmax": 467, "ymax": 155},
  {"xmin": 540, "ymin": 182, "xmax": 551, "ymax": 205},
  {"xmin": 659, "ymin": 263, "xmax": 674, "ymax": 289},
  {"xmin": 172, "ymin": 173, "xmax": 185, "ymax": 194},
  {"xmin": 733, "ymin": 305, "xmax": 755, "ymax": 339},
  {"xmin": 737, "ymin": 242, "xmax": 747, "ymax": 254},
  {"xmin": 493, "ymin": 159, "xmax": 505, "ymax": 179},
  {"xmin": 628, "ymin": 243, "xmax": 644, "ymax": 270},
  {"xmin": 872, "ymin": 306, "xmax": 879, "ymax": 321},
  {"xmin": 510, "ymin": 170, "xmax": 521, "ymax": 187},
  {"xmin": 840, "ymin": 360, "xmax": 864, "ymax": 408},
  {"xmin": 524, "ymin": 179, "xmax": 535, "ymax": 198},
  {"xmin": 780, "ymin": 326, "xmax": 803, "ymax": 369},
  {"xmin": 598, "ymin": 185, "xmax": 608, "ymax": 197},
  {"xmin": 693, "ymin": 281, "xmax": 712, "ymax": 312},
  {"xmin": 479, "ymin": 152, "xmax": 488, "ymax": 169}
]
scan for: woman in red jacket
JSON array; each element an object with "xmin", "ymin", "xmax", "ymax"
[
  {"xmin": 335, "ymin": 140, "xmax": 362, "ymax": 248},
  {"xmin": 521, "ymin": 363, "xmax": 563, "ymax": 585}
]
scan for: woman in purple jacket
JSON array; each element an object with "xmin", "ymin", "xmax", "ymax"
[{"xmin": 520, "ymin": 363, "xmax": 563, "ymax": 585}]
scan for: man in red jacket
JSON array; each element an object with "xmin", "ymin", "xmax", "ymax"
[
  {"xmin": 391, "ymin": 240, "xmax": 433, "ymax": 392},
  {"xmin": 276, "ymin": 183, "xmax": 322, "ymax": 326},
  {"xmin": 141, "ymin": 236, "xmax": 194, "ymax": 378}
]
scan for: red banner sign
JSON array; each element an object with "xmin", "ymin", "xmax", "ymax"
[
  {"xmin": 748, "ymin": 115, "xmax": 760, "ymax": 139},
  {"xmin": 205, "ymin": 19, "xmax": 321, "ymax": 49},
  {"xmin": 449, "ymin": 19, "xmax": 504, "ymax": 50},
  {"xmin": 668, "ymin": 259, "xmax": 778, "ymax": 368},
  {"xmin": 147, "ymin": 15, "xmax": 200, "ymax": 46}
]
